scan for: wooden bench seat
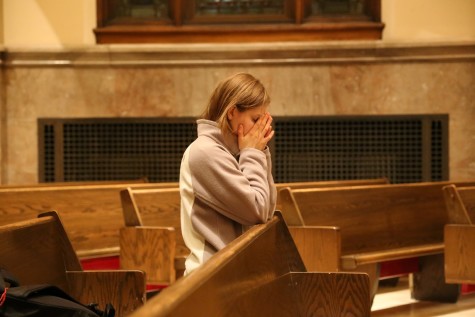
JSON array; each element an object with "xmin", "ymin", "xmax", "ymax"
[
  {"xmin": 0, "ymin": 182, "xmax": 177, "ymax": 258},
  {"xmin": 282, "ymin": 180, "xmax": 475, "ymax": 303},
  {"xmin": 443, "ymin": 185, "xmax": 475, "ymax": 284},
  {"xmin": 0, "ymin": 211, "xmax": 146, "ymax": 317},
  {"xmin": 128, "ymin": 212, "xmax": 371, "ymax": 317}
]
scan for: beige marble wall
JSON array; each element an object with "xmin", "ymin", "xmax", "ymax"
[{"xmin": 1, "ymin": 41, "xmax": 474, "ymax": 184}]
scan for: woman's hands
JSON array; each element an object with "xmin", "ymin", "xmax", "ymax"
[{"xmin": 238, "ymin": 112, "xmax": 274, "ymax": 151}]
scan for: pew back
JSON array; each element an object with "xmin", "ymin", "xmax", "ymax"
[
  {"xmin": 291, "ymin": 181, "xmax": 474, "ymax": 256},
  {"xmin": 275, "ymin": 178, "xmax": 389, "ymax": 218},
  {"xmin": 0, "ymin": 182, "xmax": 178, "ymax": 257}
]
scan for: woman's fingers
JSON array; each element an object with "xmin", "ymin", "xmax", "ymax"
[
  {"xmin": 263, "ymin": 114, "xmax": 273, "ymax": 137},
  {"xmin": 238, "ymin": 112, "xmax": 275, "ymax": 151}
]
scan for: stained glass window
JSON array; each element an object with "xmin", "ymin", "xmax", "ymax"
[
  {"xmin": 195, "ymin": 0, "xmax": 285, "ymax": 16},
  {"xmin": 112, "ymin": 0, "xmax": 169, "ymax": 20},
  {"xmin": 312, "ymin": 0, "xmax": 365, "ymax": 15}
]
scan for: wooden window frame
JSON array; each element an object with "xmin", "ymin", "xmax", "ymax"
[{"xmin": 94, "ymin": 0, "xmax": 383, "ymax": 44}]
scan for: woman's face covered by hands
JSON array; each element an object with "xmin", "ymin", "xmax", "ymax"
[{"xmin": 227, "ymin": 104, "xmax": 274, "ymax": 151}]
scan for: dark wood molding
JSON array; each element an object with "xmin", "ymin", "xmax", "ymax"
[{"xmin": 94, "ymin": 22, "xmax": 384, "ymax": 44}]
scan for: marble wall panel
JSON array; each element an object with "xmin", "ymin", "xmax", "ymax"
[{"xmin": 2, "ymin": 42, "xmax": 474, "ymax": 184}]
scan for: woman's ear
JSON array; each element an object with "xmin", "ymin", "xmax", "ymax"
[{"xmin": 227, "ymin": 106, "xmax": 236, "ymax": 120}]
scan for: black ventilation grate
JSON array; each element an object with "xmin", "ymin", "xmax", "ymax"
[
  {"xmin": 40, "ymin": 119, "xmax": 197, "ymax": 182},
  {"xmin": 430, "ymin": 120, "xmax": 445, "ymax": 181},
  {"xmin": 42, "ymin": 124, "xmax": 56, "ymax": 182},
  {"xmin": 273, "ymin": 117, "xmax": 442, "ymax": 183},
  {"xmin": 39, "ymin": 115, "xmax": 448, "ymax": 184}
]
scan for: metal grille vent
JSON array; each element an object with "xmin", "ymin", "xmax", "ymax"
[
  {"xmin": 430, "ymin": 120, "xmax": 445, "ymax": 181},
  {"xmin": 273, "ymin": 116, "xmax": 447, "ymax": 183},
  {"xmin": 39, "ymin": 115, "xmax": 448, "ymax": 184},
  {"xmin": 40, "ymin": 119, "xmax": 196, "ymax": 182},
  {"xmin": 42, "ymin": 124, "xmax": 56, "ymax": 181}
]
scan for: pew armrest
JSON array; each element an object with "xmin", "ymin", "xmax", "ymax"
[
  {"xmin": 289, "ymin": 226, "xmax": 341, "ymax": 272},
  {"xmin": 66, "ymin": 270, "xmax": 146, "ymax": 317}
]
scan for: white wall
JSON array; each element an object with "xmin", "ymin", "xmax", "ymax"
[
  {"xmin": 382, "ymin": 0, "xmax": 475, "ymax": 42},
  {"xmin": 3, "ymin": 0, "xmax": 96, "ymax": 48},
  {"xmin": 0, "ymin": 0, "xmax": 3, "ymax": 44}
]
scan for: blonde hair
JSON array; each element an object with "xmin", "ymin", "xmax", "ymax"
[{"xmin": 201, "ymin": 73, "xmax": 270, "ymax": 134}]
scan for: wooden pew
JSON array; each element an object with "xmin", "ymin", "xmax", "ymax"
[
  {"xmin": 128, "ymin": 212, "xmax": 371, "ymax": 317},
  {"xmin": 0, "ymin": 211, "xmax": 146, "ymax": 317},
  {"xmin": 0, "ymin": 182, "xmax": 177, "ymax": 258},
  {"xmin": 443, "ymin": 185, "xmax": 475, "ymax": 284},
  {"xmin": 282, "ymin": 180, "xmax": 475, "ymax": 303},
  {"xmin": 119, "ymin": 178, "xmax": 389, "ymax": 287}
]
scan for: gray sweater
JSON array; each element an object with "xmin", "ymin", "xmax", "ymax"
[{"xmin": 180, "ymin": 119, "xmax": 277, "ymax": 274}]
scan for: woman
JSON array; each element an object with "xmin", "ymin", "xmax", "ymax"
[{"xmin": 180, "ymin": 72, "xmax": 277, "ymax": 274}]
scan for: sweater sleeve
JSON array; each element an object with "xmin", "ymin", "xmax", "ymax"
[{"xmin": 188, "ymin": 141, "xmax": 274, "ymax": 226}]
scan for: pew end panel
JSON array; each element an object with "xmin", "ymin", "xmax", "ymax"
[
  {"xmin": 119, "ymin": 226, "xmax": 177, "ymax": 285},
  {"xmin": 291, "ymin": 272, "xmax": 371, "ymax": 316},
  {"xmin": 288, "ymin": 225, "xmax": 341, "ymax": 272},
  {"xmin": 444, "ymin": 224, "xmax": 475, "ymax": 284},
  {"xmin": 67, "ymin": 270, "xmax": 146, "ymax": 316}
]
